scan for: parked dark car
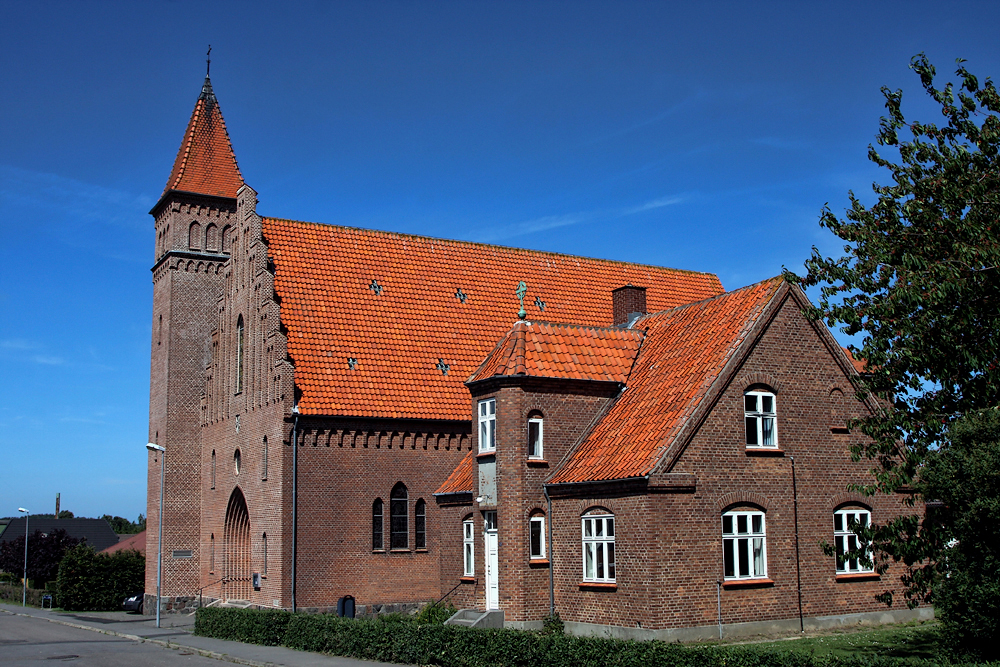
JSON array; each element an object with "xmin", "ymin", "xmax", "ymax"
[{"xmin": 123, "ymin": 593, "xmax": 143, "ymax": 614}]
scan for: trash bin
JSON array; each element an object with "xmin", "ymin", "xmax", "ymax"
[
  {"xmin": 41, "ymin": 595, "xmax": 53, "ymax": 609},
  {"xmin": 337, "ymin": 595, "xmax": 355, "ymax": 618}
]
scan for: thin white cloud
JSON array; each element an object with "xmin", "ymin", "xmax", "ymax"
[
  {"xmin": 32, "ymin": 355, "xmax": 65, "ymax": 365},
  {"xmin": 0, "ymin": 339, "xmax": 40, "ymax": 350},
  {"xmin": 621, "ymin": 196, "xmax": 684, "ymax": 215}
]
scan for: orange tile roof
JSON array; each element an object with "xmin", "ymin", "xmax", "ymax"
[
  {"xmin": 549, "ymin": 277, "xmax": 785, "ymax": 484},
  {"xmin": 262, "ymin": 218, "xmax": 724, "ymax": 419},
  {"xmin": 842, "ymin": 347, "xmax": 866, "ymax": 373},
  {"xmin": 163, "ymin": 77, "xmax": 243, "ymax": 198},
  {"xmin": 435, "ymin": 450, "xmax": 476, "ymax": 495},
  {"xmin": 99, "ymin": 530, "xmax": 146, "ymax": 555},
  {"xmin": 468, "ymin": 320, "xmax": 645, "ymax": 384}
]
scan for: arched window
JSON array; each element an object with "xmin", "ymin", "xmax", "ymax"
[
  {"xmin": 834, "ymin": 507, "xmax": 872, "ymax": 573},
  {"xmin": 211, "ymin": 450, "xmax": 216, "ymax": 489},
  {"xmin": 234, "ymin": 448, "xmax": 241, "ymax": 476},
  {"xmin": 528, "ymin": 412, "xmax": 544, "ymax": 459},
  {"xmin": 236, "ymin": 315, "xmax": 245, "ymax": 394},
  {"xmin": 209, "ymin": 533, "xmax": 215, "ymax": 573},
  {"xmin": 262, "ymin": 436, "xmax": 268, "ymax": 480},
  {"xmin": 529, "ymin": 513, "xmax": 546, "ymax": 560},
  {"xmin": 582, "ymin": 510, "xmax": 615, "ymax": 583},
  {"xmin": 262, "ymin": 533, "xmax": 268, "ymax": 575},
  {"xmin": 372, "ymin": 499, "xmax": 384, "ymax": 551},
  {"xmin": 723, "ymin": 508, "xmax": 767, "ymax": 580},
  {"xmin": 415, "ymin": 499, "xmax": 426, "ymax": 549},
  {"xmin": 744, "ymin": 389, "xmax": 777, "ymax": 448},
  {"xmin": 205, "ymin": 223, "xmax": 218, "ymax": 251},
  {"xmin": 390, "ymin": 483, "xmax": 408, "ymax": 549},
  {"xmin": 189, "ymin": 222, "xmax": 201, "ymax": 250}
]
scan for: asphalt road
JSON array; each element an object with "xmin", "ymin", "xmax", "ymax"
[{"xmin": 0, "ymin": 613, "xmax": 226, "ymax": 666}]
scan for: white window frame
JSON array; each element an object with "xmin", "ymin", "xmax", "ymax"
[
  {"xmin": 529, "ymin": 516, "xmax": 546, "ymax": 560},
  {"xmin": 834, "ymin": 508, "xmax": 873, "ymax": 573},
  {"xmin": 463, "ymin": 519, "xmax": 475, "ymax": 576},
  {"xmin": 722, "ymin": 510, "xmax": 767, "ymax": 580},
  {"xmin": 527, "ymin": 416, "xmax": 544, "ymax": 459},
  {"xmin": 744, "ymin": 390, "xmax": 777, "ymax": 448},
  {"xmin": 478, "ymin": 398, "xmax": 496, "ymax": 452},
  {"xmin": 582, "ymin": 514, "xmax": 615, "ymax": 583}
]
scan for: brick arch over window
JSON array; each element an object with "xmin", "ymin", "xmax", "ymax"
[
  {"xmin": 737, "ymin": 372, "xmax": 783, "ymax": 394},
  {"xmin": 224, "ymin": 487, "xmax": 251, "ymax": 601},
  {"xmin": 573, "ymin": 499, "xmax": 628, "ymax": 516},
  {"xmin": 830, "ymin": 493, "xmax": 873, "ymax": 512},
  {"xmin": 717, "ymin": 491, "xmax": 770, "ymax": 513},
  {"xmin": 205, "ymin": 223, "xmax": 219, "ymax": 251},
  {"xmin": 390, "ymin": 482, "xmax": 408, "ymax": 550},
  {"xmin": 189, "ymin": 221, "xmax": 202, "ymax": 250}
]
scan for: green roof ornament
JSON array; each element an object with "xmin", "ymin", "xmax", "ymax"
[{"xmin": 515, "ymin": 281, "xmax": 527, "ymax": 320}]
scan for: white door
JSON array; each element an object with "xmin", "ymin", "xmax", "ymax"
[{"xmin": 483, "ymin": 511, "xmax": 499, "ymax": 610}]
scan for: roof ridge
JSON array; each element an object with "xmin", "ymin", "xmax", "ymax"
[
  {"xmin": 637, "ymin": 275, "xmax": 785, "ymax": 322},
  {"xmin": 262, "ymin": 216, "xmax": 721, "ymax": 278}
]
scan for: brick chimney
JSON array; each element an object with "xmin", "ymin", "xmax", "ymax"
[{"xmin": 612, "ymin": 284, "xmax": 647, "ymax": 327}]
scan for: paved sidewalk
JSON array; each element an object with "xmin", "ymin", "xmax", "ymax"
[{"xmin": 0, "ymin": 603, "xmax": 403, "ymax": 667}]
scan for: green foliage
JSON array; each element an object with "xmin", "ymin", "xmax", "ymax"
[
  {"xmin": 415, "ymin": 600, "xmax": 459, "ymax": 625},
  {"xmin": 55, "ymin": 544, "xmax": 145, "ymax": 611},
  {"xmin": 196, "ymin": 607, "xmax": 995, "ymax": 667},
  {"xmin": 785, "ymin": 55, "xmax": 1000, "ymax": 605},
  {"xmin": 101, "ymin": 514, "xmax": 146, "ymax": 534},
  {"xmin": 0, "ymin": 583, "xmax": 51, "ymax": 606},
  {"xmin": 0, "ymin": 528, "xmax": 81, "ymax": 586},
  {"xmin": 542, "ymin": 612, "xmax": 564, "ymax": 635}
]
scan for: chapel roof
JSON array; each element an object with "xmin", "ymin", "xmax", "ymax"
[
  {"xmin": 549, "ymin": 277, "xmax": 785, "ymax": 484},
  {"xmin": 262, "ymin": 217, "xmax": 725, "ymax": 420},
  {"xmin": 162, "ymin": 76, "xmax": 244, "ymax": 199}
]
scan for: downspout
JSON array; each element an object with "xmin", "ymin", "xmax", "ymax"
[
  {"xmin": 543, "ymin": 485, "xmax": 555, "ymax": 617},
  {"xmin": 790, "ymin": 455, "xmax": 804, "ymax": 633},
  {"xmin": 291, "ymin": 406, "xmax": 299, "ymax": 613}
]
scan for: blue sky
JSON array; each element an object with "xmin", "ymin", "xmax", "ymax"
[{"xmin": 2, "ymin": 1, "xmax": 998, "ymax": 521}]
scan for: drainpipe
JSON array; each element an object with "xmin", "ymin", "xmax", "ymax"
[
  {"xmin": 790, "ymin": 455, "xmax": 804, "ymax": 633},
  {"xmin": 543, "ymin": 485, "xmax": 555, "ymax": 617},
  {"xmin": 291, "ymin": 406, "xmax": 299, "ymax": 613}
]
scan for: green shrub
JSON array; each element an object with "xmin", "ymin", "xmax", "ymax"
[
  {"xmin": 56, "ymin": 545, "xmax": 145, "ymax": 611},
  {"xmin": 195, "ymin": 606, "xmax": 996, "ymax": 667},
  {"xmin": 415, "ymin": 600, "xmax": 459, "ymax": 625},
  {"xmin": 0, "ymin": 583, "xmax": 50, "ymax": 606}
]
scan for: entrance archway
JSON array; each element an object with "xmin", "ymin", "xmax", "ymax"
[{"xmin": 224, "ymin": 487, "xmax": 251, "ymax": 601}]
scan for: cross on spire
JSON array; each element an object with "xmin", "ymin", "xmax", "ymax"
[{"xmin": 207, "ymin": 45, "xmax": 212, "ymax": 78}]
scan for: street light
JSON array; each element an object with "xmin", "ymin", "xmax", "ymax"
[
  {"xmin": 17, "ymin": 508, "xmax": 28, "ymax": 607},
  {"xmin": 146, "ymin": 443, "xmax": 165, "ymax": 629}
]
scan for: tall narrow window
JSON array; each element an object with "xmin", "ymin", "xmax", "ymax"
[
  {"xmin": 211, "ymin": 450, "xmax": 216, "ymax": 489},
  {"xmin": 478, "ymin": 398, "xmax": 496, "ymax": 452},
  {"xmin": 835, "ymin": 508, "xmax": 873, "ymax": 573},
  {"xmin": 530, "ymin": 515, "xmax": 546, "ymax": 559},
  {"xmin": 723, "ymin": 509, "xmax": 767, "ymax": 580},
  {"xmin": 209, "ymin": 534, "xmax": 215, "ymax": 573},
  {"xmin": 262, "ymin": 533, "xmax": 268, "ymax": 575},
  {"xmin": 582, "ymin": 513, "xmax": 615, "ymax": 582},
  {"xmin": 528, "ymin": 415, "xmax": 544, "ymax": 459},
  {"xmin": 415, "ymin": 499, "xmax": 426, "ymax": 549},
  {"xmin": 744, "ymin": 390, "xmax": 777, "ymax": 448},
  {"xmin": 372, "ymin": 499, "xmax": 384, "ymax": 550},
  {"xmin": 236, "ymin": 316, "xmax": 245, "ymax": 394},
  {"xmin": 463, "ymin": 518, "xmax": 475, "ymax": 576},
  {"xmin": 262, "ymin": 436, "xmax": 268, "ymax": 480},
  {"xmin": 234, "ymin": 449, "xmax": 241, "ymax": 476},
  {"xmin": 390, "ymin": 483, "xmax": 408, "ymax": 549}
]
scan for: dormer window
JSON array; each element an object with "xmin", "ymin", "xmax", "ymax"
[
  {"xmin": 478, "ymin": 398, "xmax": 496, "ymax": 452},
  {"xmin": 744, "ymin": 390, "xmax": 777, "ymax": 448}
]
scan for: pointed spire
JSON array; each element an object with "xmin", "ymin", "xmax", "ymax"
[{"xmin": 162, "ymin": 58, "xmax": 243, "ymax": 199}]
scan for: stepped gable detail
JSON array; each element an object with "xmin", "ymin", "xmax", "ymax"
[
  {"xmin": 162, "ymin": 76, "xmax": 244, "ymax": 199},
  {"xmin": 549, "ymin": 277, "xmax": 784, "ymax": 485},
  {"xmin": 261, "ymin": 217, "xmax": 724, "ymax": 420},
  {"xmin": 468, "ymin": 320, "xmax": 645, "ymax": 384}
]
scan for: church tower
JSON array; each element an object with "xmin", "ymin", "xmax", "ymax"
[{"xmin": 147, "ymin": 69, "xmax": 243, "ymax": 608}]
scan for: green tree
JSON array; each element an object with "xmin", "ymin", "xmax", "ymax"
[
  {"xmin": 0, "ymin": 529, "xmax": 81, "ymax": 587},
  {"xmin": 57, "ymin": 544, "xmax": 145, "ymax": 611},
  {"xmin": 786, "ymin": 53, "xmax": 1000, "ymax": 627},
  {"xmin": 101, "ymin": 514, "xmax": 146, "ymax": 534}
]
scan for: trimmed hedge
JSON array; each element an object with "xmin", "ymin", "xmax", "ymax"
[
  {"xmin": 56, "ymin": 544, "xmax": 145, "ymax": 611},
  {"xmin": 195, "ymin": 607, "xmax": 986, "ymax": 667}
]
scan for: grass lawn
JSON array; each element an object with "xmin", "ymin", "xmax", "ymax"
[{"xmin": 738, "ymin": 622, "xmax": 945, "ymax": 661}]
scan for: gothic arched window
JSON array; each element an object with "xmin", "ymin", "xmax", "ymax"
[{"xmin": 390, "ymin": 483, "xmax": 408, "ymax": 550}]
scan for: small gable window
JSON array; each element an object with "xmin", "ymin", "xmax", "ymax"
[
  {"xmin": 390, "ymin": 483, "xmax": 408, "ymax": 550},
  {"xmin": 372, "ymin": 498, "xmax": 384, "ymax": 551},
  {"xmin": 479, "ymin": 398, "xmax": 496, "ymax": 452},
  {"xmin": 582, "ymin": 512, "xmax": 615, "ymax": 583},
  {"xmin": 723, "ymin": 509, "xmax": 767, "ymax": 580},
  {"xmin": 530, "ymin": 515, "xmax": 546, "ymax": 560},
  {"xmin": 527, "ymin": 414, "xmax": 544, "ymax": 459},
  {"xmin": 745, "ymin": 390, "xmax": 777, "ymax": 448},
  {"xmin": 835, "ymin": 508, "xmax": 873, "ymax": 574},
  {"xmin": 463, "ymin": 517, "xmax": 475, "ymax": 576},
  {"xmin": 415, "ymin": 499, "xmax": 426, "ymax": 549}
]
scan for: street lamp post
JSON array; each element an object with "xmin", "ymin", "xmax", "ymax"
[
  {"xmin": 147, "ymin": 443, "xmax": 165, "ymax": 629},
  {"xmin": 17, "ymin": 508, "xmax": 28, "ymax": 607}
]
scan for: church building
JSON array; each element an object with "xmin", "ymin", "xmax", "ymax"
[{"xmin": 146, "ymin": 72, "xmax": 928, "ymax": 640}]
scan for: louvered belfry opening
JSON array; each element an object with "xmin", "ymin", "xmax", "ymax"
[{"xmin": 223, "ymin": 487, "xmax": 251, "ymax": 601}]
